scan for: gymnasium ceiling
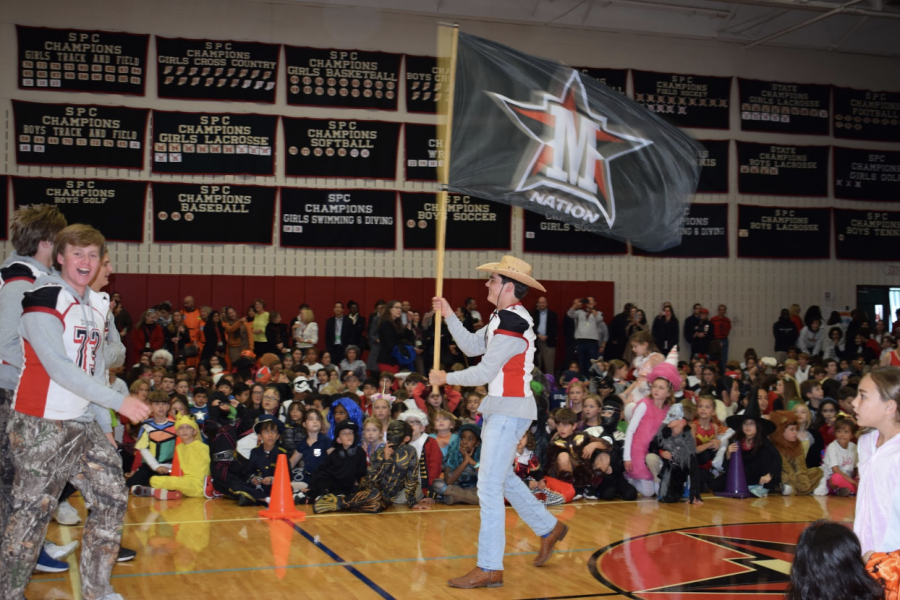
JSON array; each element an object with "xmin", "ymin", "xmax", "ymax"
[{"xmin": 286, "ymin": 0, "xmax": 900, "ymax": 58}]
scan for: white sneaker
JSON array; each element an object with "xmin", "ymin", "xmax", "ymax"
[
  {"xmin": 100, "ymin": 593, "xmax": 125, "ymax": 600},
  {"xmin": 43, "ymin": 540, "xmax": 79, "ymax": 560},
  {"xmin": 54, "ymin": 500, "xmax": 81, "ymax": 526},
  {"xmin": 782, "ymin": 484, "xmax": 794, "ymax": 496}
]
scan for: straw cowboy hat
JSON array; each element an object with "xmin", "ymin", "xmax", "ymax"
[{"xmin": 476, "ymin": 255, "xmax": 546, "ymax": 292}]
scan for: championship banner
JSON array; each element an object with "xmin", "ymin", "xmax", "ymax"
[
  {"xmin": 399, "ymin": 192, "xmax": 511, "ymax": 250},
  {"xmin": 17, "ymin": 25, "xmax": 148, "ymax": 95},
  {"xmin": 696, "ymin": 140, "xmax": 729, "ymax": 194},
  {"xmin": 151, "ymin": 110, "xmax": 276, "ymax": 175},
  {"xmin": 633, "ymin": 203, "xmax": 728, "ymax": 258},
  {"xmin": 404, "ymin": 55, "xmax": 449, "ymax": 114},
  {"xmin": 835, "ymin": 209, "xmax": 900, "ymax": 261},
  {"xmin": 573, "ymin": 67, "xmax": 628, "ymax": 95},
  {"xmin": 523, "ymin": 210, "xmax": 627, "ymax": 255},
  {"xmin": 283, "ymin": 117, "xmax": 400, "ymax": 179},
  {"xmin": 12, "ymin": 100, "xmax": 147, "ymax": 169},
  {"xmin": 632, "ymin": 70, "xmax": 731, "ymax": 129},
  {"xmin": 449, "ymin": 32, "xmax": 702, "ymax": 252},
  {"xmin": 834, "ymin": 147, "xmax": 900, "ymax": 202},
  {"xmin": 738, "ymin": 205, "xmax": 830, "ymax": 259},
  {"xmin": 404, "ymin": 123, "xmax": 442, "ymax": 182},
  {"xmin": 738, "ymin": 78, "xmax": 830, "ymax": 135},
  {"xmin": 156, "ymin": 36, "xmax": 279, "ymax": 103},
  {"xmin": 0, "ymin": 177, "xmax": 7, "ymax": 241},
  {"xmin": 737, "ymin": 141, "xmax": 828, "ymax": 197},
  {"xmin": 285, "ymin": 46, "xmax": 401, "ymax": 110},
  {"xmin": 833, "ymin": 87, "xmax": 900, "ymax": 142},
  {"xmin": 151, "ymin": 182, "xmax": 275, "ymax": 245},
  {"xmin": 280, "ymin": 188, "xmax": 396, "ymax": 249},
  {"xmin": 12, "ymin": 176, "xmax": 146, "ymax": 243}
]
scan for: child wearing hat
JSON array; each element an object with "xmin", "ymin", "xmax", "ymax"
[
  {"xmin": 309, "ymin": 421, "xmax": 368, "ymax": 508},
  {"xmin": 230, "ymin": 415, "xmax": 287, "ymax": 507},
  {"xmin": 715, "ymin": 390, "xmax": 782, "ymax": 496},
  {"xmin": 132, "ymin": 415, "xmax": 210, "ymax": 500},
  {"xmin": 769, "ymin": 410, "xmax": 825, "ymax": 496},
  {"xmin": 649, "ymin": 403, "xmax": 703, "ymax": 504},
  {"xmin": 623, "ymin": 362, "xmax": 680, "ymax": 497}
]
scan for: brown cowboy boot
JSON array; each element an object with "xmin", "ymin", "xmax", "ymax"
[
  {"xmin": 447, "ymin": 566, "xmax": 504, "ymax": 588},
  {"xmin": 533, "ymin": 520, "xmax": 568, "ymax": 567}
]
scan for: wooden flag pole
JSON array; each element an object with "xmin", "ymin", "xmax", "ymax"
[{"xmin": 432, "ymin": 24, "xmax": 459, "ymax": 373}]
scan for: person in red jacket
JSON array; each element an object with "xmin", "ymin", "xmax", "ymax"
[
  {"xmin": 710, "ymin": 304, "xmax": 733, "ymax": 365},
  {"xmin": 133, "ymin": 308, "xmax": 165, "ymax": 358}
]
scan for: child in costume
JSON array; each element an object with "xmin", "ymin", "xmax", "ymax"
[
  {"xmin": 204, "ymin": 392, "xmax": 246, "ymax": 498},
  {"xmin": 126, "ymin": 391, "xmax": 177, "ymax": 490},
  {"xmin": 546, "ymin": 408, "xmax": 608, "ymax": 498},
  {"xmin": 132, "ymin": 415, "xmax": 210, "ymax": 500},
  {"xmin": 715, "ymin": 391, "xmax": 781, "ymax": 495},
  {"xmin": 292, "ymin": 408, "xmax": 331, "ymax": 481},
  {"xmin": 769, "ymin": 410, "xmax": 824, "ymax": 496},
  {"xmin": 313, "ymin": 420, "xmax": 431, "ymax": 513},
  {"xmin": 398, "ymin": 408, "xmax": 444, "ymax": 502},
  {"xmin": 623, "ymin": 362, "xmax": 679, "ymax": 497},
  {"xmin": 649, "ymin": 403, "xmax": 702, "ymax": 504},
  {"xmin": 583, "ymin": 398, "xmax": 637, "ymax": 501},
  {"xmin": 307, "ymin": 421, "xmax": 367, "ymax": 504},
  {"xmin": 230, "ymin": 415, "xmax": 287, "ymax": 507},
  {"xmin": 327, "ymin": 396, "xmax": 365, "ymax": 439},
  {"xmin": 362, "ymin": 416, "xmax": 386, "ymax": 461},
  {"xmin": 854, "ymin": 367, "xmax": 900, "ymax": 555},
  {"xmin": 513, "ymin": 431, "xmax": 566, "ymax": 506}
]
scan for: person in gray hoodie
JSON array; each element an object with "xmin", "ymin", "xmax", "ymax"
[
  {"xmin": 0, "ymin": 205, "xmax": 76, "ymax": 571},
  {"xmin": 0, "ymin": 224, "xmax": 149, "ymax": 600}
]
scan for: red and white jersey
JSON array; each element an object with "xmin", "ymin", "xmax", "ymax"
[
  {"xmin": 485, "ymin": 304, "xmax": 535, "ymax": 398},
  {"xmin": 14, "ymin": 283, "xmax": 109, "ymax": 420}
]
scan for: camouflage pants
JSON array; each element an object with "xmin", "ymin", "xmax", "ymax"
[
  {"xmin": 0, "ymin": 411, "xmax": 127, "ymax": 600},
  {"xmin": 0, "ymin": 392, "xmax": 14, "ymax": 535}
]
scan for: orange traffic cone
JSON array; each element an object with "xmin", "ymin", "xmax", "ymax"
[
  {"xmin": 259, "ymin": 454, "xmax": 306, "ymax": 520},
  {"xmin": 170, "ymin": 438, "xmax": 183, "ymax": 477}
]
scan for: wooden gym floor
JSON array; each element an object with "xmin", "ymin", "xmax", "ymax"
[{"xmin": 29, "ymin": 493, "xmax": 856, "ymax": 599}]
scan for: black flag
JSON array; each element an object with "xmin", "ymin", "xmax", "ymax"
[{"xmin": 448, "ymin": 32, "xmax": 702, "ymax": 252}]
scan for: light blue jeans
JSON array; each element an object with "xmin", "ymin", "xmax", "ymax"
[{"xmin": 476, "ymin": 413, "xmax": 558, "ymax": 571}]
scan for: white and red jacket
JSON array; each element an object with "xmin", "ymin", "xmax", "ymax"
[
  {"xmin": 14, "ymin": 275, "xmax": 123, "ymax": 421},
  {"xmin": 445, "ymin": 304, "xmax": 537, "ymax": 421}
]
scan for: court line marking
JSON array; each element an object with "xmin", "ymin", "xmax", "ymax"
[
  {"xmin": 287, "ymin": 519, "xmax": 397, "ymax": 599},
  {"xmin": 32, "ymin": 546, "xmax": 601, "ymax": 583}
]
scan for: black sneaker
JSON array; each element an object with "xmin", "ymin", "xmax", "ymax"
[
  {"xmin": 116, "ymin": 547, "xmax": 137, "ymax": 562},
  {"xmin": 237, "ymin": 493, "xmax": 257, "ymax": 507}
]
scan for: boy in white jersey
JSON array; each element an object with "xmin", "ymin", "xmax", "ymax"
[
  {"xmin": 0, "ymin": 225, "xmax": 150, "ymax": 600},
  {"xmin": 430, "ymin": 255, "xmax": 565, "ymax": 589}
]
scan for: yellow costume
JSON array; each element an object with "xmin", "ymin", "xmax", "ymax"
[{"xmin": 150, "ymin": 416, "xmax": 210, "ymax": 497}]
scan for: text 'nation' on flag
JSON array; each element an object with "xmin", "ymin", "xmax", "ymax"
[{"xmin": 447, "ymin": 32, "xmax": 703, "ymax": 252}]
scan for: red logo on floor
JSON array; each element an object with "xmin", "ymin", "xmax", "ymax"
[{"xmin": 589, "ymin": 522, "xmax": 810, "ymax": 599}]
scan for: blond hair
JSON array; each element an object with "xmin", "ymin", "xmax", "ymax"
[
  {"xmin": 11, "ymin": 205, "xmax": 67, "ymax": 256},
  {"xmin": 53, "ymin": 224, "xmax": 106, "ymax": 270}
]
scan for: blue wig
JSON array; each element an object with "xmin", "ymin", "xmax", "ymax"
[{"xmin": 327, "ymin": 397, "xmax": 365, "ymax": 441}]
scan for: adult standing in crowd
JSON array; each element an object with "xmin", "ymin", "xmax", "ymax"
[
  {"xmin": 651, "ymin": 302, "xmax": 679, "ymax": 355},
  {"xmin": 774, "ymin": 308, "xmax": 799, "ymax": 363},
  {"xmin": 683, "ymin": 303, "xmax": 702, "ymax": 358},
  {"xmin": 202, "ymin": 310, "xmax": 226, "ymax": 362},
  {"xmin": 366, "ymin": 300, "xmax": 385, "ymax": 374},
  {"xmin": 181, "ymin": 295, "xmax": 203, "ymax": 363},
  {"xmin": 429, "ymin": 256, "xmax": 565, "ymax": 589},
  {"xmin": 290, "ymin": 304, "xmax": 318, "ymax": 352},
  {"xmin": 567, "ymin": 296, "xmax": 607, "ymax": 376},
  {"xmin": 377, "ymin": 300, "xmax": 414, "ymax": 374},
  {"xmin": 222, "ymin": 306, "xmax": 251, "ymax": 369},
  {"xmin": 326, "ymin": 301, "xmax": 348, "ymax": 365},
  {"xmin": 710, "ymin": 304, "xmax": 733, "ymax": 365},
  {"xmin": 606, "ymin": 302, "xmax": 633, "ymax": 361},
  {"xmin": 346, "ymin": 300, "xmax": 365, "ymax": 349},
  {"xmin": 251, "ymin": 299, "xmax": 271, "ymax": 357},
  {"xmin": 531, "ymin": 296, "xmax": 558, "ymax": 376},
  {"xmin": 0, "ymin": 224, "xmax": 150, "ymax": 600},
  {"xmin": 132, "ymin": 308, "xmax": 164, "ymax": 359}
]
